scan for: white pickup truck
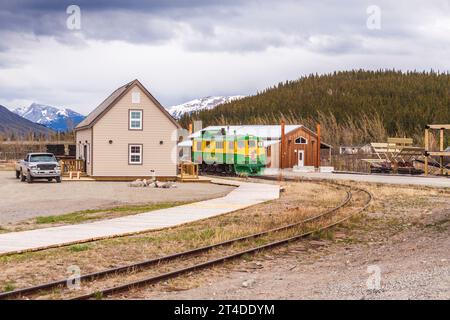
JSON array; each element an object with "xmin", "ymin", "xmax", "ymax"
[{"xmin": 15, "ymin": 153, "xmax": 62, "ymax": 183}]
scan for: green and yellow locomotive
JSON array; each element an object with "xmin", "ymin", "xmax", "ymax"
[{"xmin": 192, "ymin": 129, "xmax": 267, "ymax": 175}]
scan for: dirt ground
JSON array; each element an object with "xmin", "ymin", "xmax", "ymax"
[
  {"xmin": 131, "ymin": 182, "xmax": 450, "ymax": 300},
  {"xmin": 143, "ymin": 222, "xmax": 450, "ymax": 300},
  {"xmin": 1, "ymin": 179, "xmax": 448, "ymax": 299},
  {"xmin": 0, "ymin": 171, "xmax": 234, "ymax": 225},
  {"xmin": 0, "ymin": 181, "xmax": 344, "ymax": 295}
]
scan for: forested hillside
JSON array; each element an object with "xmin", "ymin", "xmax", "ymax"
[{"xmin": 180, "ymin": 70, "xmax": 450, "ymax": 147}]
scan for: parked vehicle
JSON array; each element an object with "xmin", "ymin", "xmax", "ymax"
[{"xmin": 15, "ymin": 153, "xmax": 61, "ymax": 183}]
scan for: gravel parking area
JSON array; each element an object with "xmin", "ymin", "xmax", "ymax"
[{"xmin": 0, "ymin": 171, "xmax": 234, "ymax": 225}]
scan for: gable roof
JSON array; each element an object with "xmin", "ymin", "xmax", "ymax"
[{"xmin": 75, "ymin": 79, "xmax": 180, "ymax": 130}]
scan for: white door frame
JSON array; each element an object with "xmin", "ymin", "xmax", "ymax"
[{"xmin": 297, "ymin": 150, "xmax": 305, "ymax": 167}]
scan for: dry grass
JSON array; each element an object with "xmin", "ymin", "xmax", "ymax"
[
  {"xmin": 1, "ymin": 202, "xmax": 192, "ymax": 233},
  {"xmin": 4, "ymin": 179, "xmax": 445, "ymax": 299},
  {"xmin": 330, "ymin": 181, "xmax": 450, "ymax": 247},
  {"xmin": 126, "ymin": 181, "xmax": 450, "ymax": 299},
  {"xmin": 0, "ymin": 181, "xmax": 345, "ymax": 291}
]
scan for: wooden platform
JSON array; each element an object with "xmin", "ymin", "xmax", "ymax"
[
  {"xmin": 177, "ymin": 175, "xmax": 211, "ymax": 183},
  {"xmin": 62, "ymin": 176, "xmax": 95, "ymax": 182},
  {"xmin": 0, "ymin": 178, "xmax": 279, "ymax": 255}
]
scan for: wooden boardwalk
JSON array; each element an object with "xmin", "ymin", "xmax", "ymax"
[{"xmin": 0, "ymin": 179, "xmax": 279, "ymax": 255}]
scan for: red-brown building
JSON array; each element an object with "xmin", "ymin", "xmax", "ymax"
[{"xmin": 185, "ymin": 124, "xmax": 331, "ymax": 169}]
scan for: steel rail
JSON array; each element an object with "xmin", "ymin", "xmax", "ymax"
[
  {"xmin": 71, "ymin": 186, "xmax": 372, "ymax": 300},
  {"xmin": 0, "ymin": 180, "xmax": 351, "ymax": 300}
]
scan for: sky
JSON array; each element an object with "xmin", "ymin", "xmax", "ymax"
[{"xmin": 1, "ymin": 0, "xmax": 450, "ymax": 115}]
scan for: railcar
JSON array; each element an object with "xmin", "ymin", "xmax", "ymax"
[{"xmin": 192, "ymin": 129, "xmax": 267, "ymax": 175}]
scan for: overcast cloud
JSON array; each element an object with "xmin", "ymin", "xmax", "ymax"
[{"xmin": 1, "ymin": 0, "xmax": 450, "ymax": 114}]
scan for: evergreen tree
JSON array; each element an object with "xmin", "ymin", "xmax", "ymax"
[{"xmin": 180, "ymin": 70, "xmax": 450, "ymax": 147}]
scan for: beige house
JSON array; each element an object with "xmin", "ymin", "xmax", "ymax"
[{"xmin": 75, "ymin": 79, "xmax": 180, "ymax": 180}]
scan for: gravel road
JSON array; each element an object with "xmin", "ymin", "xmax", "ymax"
[
  {"xmin": 0, "ymin": 171, "xmax": 234, "ymax": 225},
  {"xmin": 270, "ymin": 170, "xmax": 450, "ymax": 188}
]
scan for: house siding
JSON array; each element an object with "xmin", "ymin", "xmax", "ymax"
[
  {"xmin": 267, "ymin": 143, "xmax": 280, "ymax": 168},
  {"xmin": 281, "ymin": 127, "xmax": 318, "ymax": 168},
  {"xmin": 91, "ymin": 84, "xmax": 178, "ymax": 177},
  {"xmin": 75, "ymin": 128, "xmax": 93, "ymax": 175}
]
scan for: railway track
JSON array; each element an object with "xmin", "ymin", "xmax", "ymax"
[{"xmin": 0, "ymin": 179, "xmax": 372, "ymax": 300}]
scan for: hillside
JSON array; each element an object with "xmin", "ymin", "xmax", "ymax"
[
  {"xmin": 0, "ymin": 105, "xmax": 53, "ymax": 138},
  {"xmin": 180, "ymin": 70, "xmax": 450, "ymax": 147}
]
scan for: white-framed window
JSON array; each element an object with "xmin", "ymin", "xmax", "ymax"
[
  {"xmin": 129, "ymin": 110, "xmax": 142, "ymax": 130},
  {"xmin": 295, "ymin": 136, "xmax": 308, "ymax": 144},
  {"xmin": 129, "ymin": 144, "xmax": 143, "ymax": 164},
  {"xmin": 132, "ymin": 91, "xmax": 141, "ymax": 104}
]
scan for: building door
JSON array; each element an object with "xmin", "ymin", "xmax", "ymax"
[
  {"xmin": 83, "ymin": 145, "xmax": 88, "ymax": 171},
  {"xmin": 297, "ymin": 150, "xmax": 304, "ymax": 167}
]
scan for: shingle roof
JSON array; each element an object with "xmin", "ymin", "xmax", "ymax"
[{"xmin": 75, "ymin": 79, "xmax": 180, "ymax": 130}]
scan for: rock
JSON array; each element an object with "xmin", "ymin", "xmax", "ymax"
[
  {"xmin": 248, "ymin": 262, "xmax": 263, "ymax": 269},
  {"xmin": 160, "ymin": 182, "xmax": 172, "ymax": 189},
  {"xmin": 129, "ymin": 180, "xmax": 145, "ymax": 187},
  {"xmin": 242, "ymin": 279, "xmax": 255, "ymax": 288},
  {"xmin": 151, "ymin": 181, "xmax": 177, "ymax": 189}
]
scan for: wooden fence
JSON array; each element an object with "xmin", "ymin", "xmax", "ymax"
[
  {"xmin": 331, "ymin": 154, "xmax": 372, "ymax": 173},
  {"xmin": 60, "ymin": 159, "xmax": 85, "ymax": 175}
]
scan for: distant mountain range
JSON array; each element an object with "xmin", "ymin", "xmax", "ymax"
[
  {"xmin": 2, "ymin": 95, "xmax": 241, "ymax": 136},
  {"xmin": 13, "ymin": 103, "xmax": 85, "ymax": 131},
  {"xmin": 168, "ymin": 96, "xmax": 244, "ymax": 119},
  {"xmin": 0, "ymin": 105, "xmax": 53, "ymax": 137}
]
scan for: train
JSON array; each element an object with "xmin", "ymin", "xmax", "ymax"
[{"xmin": 192, "ymin": 129, "xmax": 267, "ymax": 175}]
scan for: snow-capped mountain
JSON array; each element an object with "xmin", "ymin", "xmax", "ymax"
[
  {"xmin": 168, "ymin": 96, "xmax": 245, "ymax": 119},
  {"xmin": 13, "ymin": 103, "xmax": 85, "ymax": 131},
  {"xmin": 0, "ymin": 105, "xmax": 53, "ymax": 137}
]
